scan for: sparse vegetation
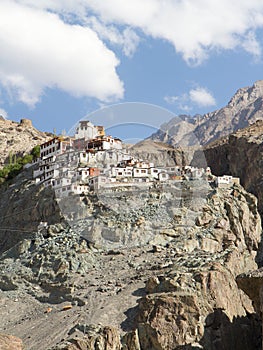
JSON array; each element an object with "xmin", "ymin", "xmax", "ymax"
[
  {"xmin": 31, "ymin": 145, "xmax": 40, "ymax": 160},
  {"xmin": 0, "ymin": 146, "xmax": 39, "ymax": 182}
]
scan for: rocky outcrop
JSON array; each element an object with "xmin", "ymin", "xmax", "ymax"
[
  {"xmin": 49, "ymin": 182, "xmax": 262, "ymax": 348},
  {"xmin": 150, "ymin": 80, "xmax": 263, "ymax": 146},
  {"xmin": 0, "ymin": 167, "xmax": 63, "ymax": 254},
  {"xmin": 236, "ymin": 269, "xmax": 263, "ymax": 350},
  {"xmin": 0, "ymin": 156, "xmax": 262, "ymax": 348},
  {"xmin": 55, "ymin": 324, "xmax": 123, "ymax": 350},
  {"xmin": 132, "ymin": 185, "xmax": 262, "ymax": 349},
  {"xmin": 0, "ymin": 223, "xmax": 95, "ymax": 303},
  {"xmin": 199, "ymin": 120, "xmax": 263, "ymax": 237},
  {"xmin": 0, "ymin": 118, "xmax": 50, "ymax": 167},
  {"xmin": 236, "ymin": 269, "xmax": 263, "ymax": 316},
  {"xmin": 0, "ymin": 334, "xmax": 24, "ymax": 350},
  {"xmin": 128, "ymin": 140, "xmax": 197, "ymax": 167}
]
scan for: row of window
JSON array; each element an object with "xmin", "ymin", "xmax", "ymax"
[
  {"xmin": 41, "ymin": 140, "xmax": 56, "ymax": 148},
  {"xmin": 41, "ymin": 147, "xmax": 56, "ymax": 157}
]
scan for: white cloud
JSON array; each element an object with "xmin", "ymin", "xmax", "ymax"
[
  {"xmin": 164, "ymin": 93, "xmax": 193, "ymax": 112},
  {"xmin": 189, "ymin": 87, "xmax": 216, "ymax": 107},
  {"xmin": 164, "ymin": 96, "xmax": 180, "ymax": 105},
  {"xmin": 86, "ymin": 17, "xmax": 140, "ymax": 57},
  {"xmin": 165, "ymin": 86, "xmax": 216, "ymax": 111},
  {"xmin": 14, "ymin": 1, "xmax": 263, "ymax": 64},
  {"xmin": 1, "ymin": 0, "xmax": 263, "ymax": 107},
  {"xmin": 83, "ymin": 0, "xmax": 263, "ymax": 64},
  {"xmin": 0, "ymin": 0, "xmax": 123, "ymax": 106},
  {"xmin": 241, "ymin": 31, "xmax": 262, "ymax": 58},
  {"xmin": 0, "ymin": 108, "xmax": 8, "ymax": 119}
]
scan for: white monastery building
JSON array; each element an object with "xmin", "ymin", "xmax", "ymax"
[{"xmin": 32, "ymin": 120, "xmax": 239, "ymax": 196}]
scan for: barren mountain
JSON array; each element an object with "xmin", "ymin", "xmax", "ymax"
[
  {"xmin": 151, "ymin": 80, "xmax": 263, "ymax": 146},
  {"xmin": 0, "ymin": 163, "xmax": 262, "ymax": 349},
  {"xmin": 1, "ymin": 112, "xmax": 263, "ymax": 348},
  {"xmin": 128, "ymin": 139, "xmax": 192, "ymax": 167},
  {"xmin": 0, "ymin": 118, "xmax": 50, "ymax": 167},
  {"xmin": 196, "ymin": 119, "xmax": 263, "ymax": 220}
]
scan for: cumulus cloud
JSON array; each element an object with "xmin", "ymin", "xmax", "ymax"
[
  {"xmin": 165, "ymin": 86, "xmax": 216, "ymax": 111},
  {"xmin": 86, "ymin": 17, "xmax": 140, "ymax": 57},
  {"xmin": 15, "ymin": 1, "xmax": 263, "ymax": 64},
  {"xmin": 189, "ymin": 87, "xmax": 216, "ymax": 107},
  {"xmin": 1, "ymin": 0, "xmax": 263, "ymax": 107},
  {"xmin": 82, "ymin": 0, "xmax": 263, "ymax": 64},
  {"xmin": 0, "ymin": 0, "xmax": 123, "ymax": 106},
  {"xmin": 241, "ymin": 31, "xmax": 262, "ymax": 58}
]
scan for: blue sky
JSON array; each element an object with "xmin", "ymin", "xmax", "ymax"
[{"xmin": 0, "ymin": 0, "xmax": 263, "ymax": 140}]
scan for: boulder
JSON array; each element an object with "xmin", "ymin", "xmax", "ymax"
[{"xmin": 0, "ymin": 334, "xmax": 23, "ymax": 350}]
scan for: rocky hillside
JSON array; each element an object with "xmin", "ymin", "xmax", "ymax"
[
  {"xmin": 0, "ymin": 166, "xmax": 262, "ymax": 349},
  {"xmin": 128, "ymin": 139, "xmax": 195, "ymax": 167},
  {"xmin": 0, "ymin": 118, "xmax": 50, "ymax": 167},
  {"xmin": 151, "ymin": 80, "xmax": 263, "ymax": 146},
  {"xmin": 197, "ymin": 120, "xmax": 263, "ymax": 222}
]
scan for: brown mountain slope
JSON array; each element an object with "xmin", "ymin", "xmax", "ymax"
[
  {"xmin": 0, "ymin": 118, "xmax": 50, "ymax": 167},
  {"xmin": 195, "ymin": 120, "xmax": 263, "ymax": 223}
]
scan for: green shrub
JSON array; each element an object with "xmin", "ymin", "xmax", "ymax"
[
  {"xmin": 31, "ymin": 145, "xmax": 40, "ymax": 159},
  {"xmin": 7, "ymin": 163, "xmax": 23, "ymax": 179},
  {"xmin": 18, "ymin": 154, "xmax": 33, "ymax": 165},
  {"xmin": 0, "ymin": 145, "xmax": 38, "ymax": 182}
]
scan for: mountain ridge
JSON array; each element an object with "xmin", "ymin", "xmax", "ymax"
[{"xmin": 150, "ymin": 80, "xmax": 263, "ymax": 146}]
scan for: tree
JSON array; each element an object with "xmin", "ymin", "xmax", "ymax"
[{"xmin": 31, "ymin": 145, "xmax": 40, "ymax": 159}]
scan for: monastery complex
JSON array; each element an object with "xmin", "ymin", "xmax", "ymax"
[{"xmin": 31, "ymin": 120, "xmax": 239, "ymax": 197}]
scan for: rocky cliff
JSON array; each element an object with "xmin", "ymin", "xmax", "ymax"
[
  {"xmin": 0, "ymin": 166, "xmax": 63, "ymax": 254},
  {"xmin": 0, "ymin": 118, "xmax": 50, "ymax": 167},
  {"xmin": 128, "ymin": 139, "xmax": 196, "ymax": 167},
  {"xmin": 198, "ymin": 120, "xmax": 263, "ymax": 229},
  {"xmin": 151, "ymin": 80, "xmax": 263, "ymax": 146},
  {"xmin": 0, "ymin": 165, "xmax": 261, "ymax": 349}
]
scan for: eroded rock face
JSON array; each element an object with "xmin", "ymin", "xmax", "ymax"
[
  {"xmin": 0, "ymin": 223, "xmax": 95, "ymax": 303},
  {"xmin": 0, "ymin": 334, "xmax": 23, "ymax": 350},
  {"xmin": 0, "ymin": 118, "xmax": 49, "ymax": 167},
  {"xmin": 129, "ymin": 140, "xmax": 192, "ymax": 167},
  {"xmin": 137, "ymin": 257, "xmax": 261, "ymax": 349},
  {"xmin": 130, "ymin": 185, "xmax": 262, "ymax": 349},
  {"xmin": 236, "ymin": 269, "xmax": 263, "ymax": 350},
  {"xmin": 0, "ymin": 168, "xmax": 63, "ymax": 254},
  {"xmin": 199, "ymin": 121, "xmax": 263, "ymax": 259},
  {"xmin": 55, "ymin": 324, "xmax": 122, "ymax": 350},
  {"xmin": 46, "ymin": 184, "xmax": 262, "ymax": 350},
  {"xmin": 0, "ymin": 164, "xmax": 261, "ymax": 349},
  {"xmin": 236, "ymin": 269, "xmax": 263, "ymax": 315}
]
